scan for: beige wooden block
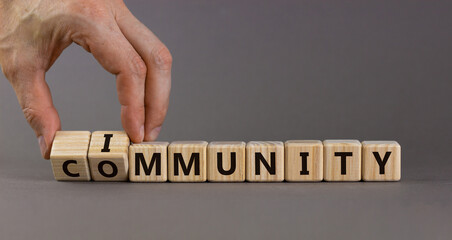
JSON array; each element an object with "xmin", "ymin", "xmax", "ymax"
[
  {"xmin": 50, "ymin": 131, "xmax": 92, "ymax": 181},
  {"xmin": 207, "ymin": 141, "xmax": 246, "ymax": 182},
  {"xmin": 284, "ymin": 140, "xmax": 323, "ymax": 182},
  {"xmin": 362, "ymin": 141, "xmax": 401, "ymax": 181},
  {"xmin": 129, "ymin": 142, "xmax": 169, "ymax": 182},
  {"xmin": 168, "ymin": 141, "xmax": 208, "ymax": 182},
  {"xmin": 88, "ymin": 131, "xmax": 130, "ymax": 181},
  {"xmin": 246, "ymin": 141, "xmax": 284, "ymax": 182},
  {"xmin": 323, "ymin": 140, "xmax": 361, "ymax": 181}
]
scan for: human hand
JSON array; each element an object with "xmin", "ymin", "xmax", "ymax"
[{"xmin": 0, "ymin": 0, "xmax": 172, "ymax": 159}]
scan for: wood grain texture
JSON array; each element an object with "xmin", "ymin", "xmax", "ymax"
[
  {"xmin": 246, "ymin": 141, "xmax": 284, "ymax": 182},
  {"xmin": 362, "ymin": 141, "xmax": 401, "ymax": 181},
  {"xmin": 168, "ymin": 141, "xmax": 208, "ymax": 182},
  {"xmin": 129, "ymin": 142, "xmax": 169, "ymax": 182},
  {"xmin": 50, "ymin": 131, "xmax": 92, "ymax": 181},
  {"xmin": 88, "ymin": 131, "xmax": 130, "ymax": 181},
  {"xmin": 285, "ymin": 140, "xmax": 323, "ymax": 182},
  {"xmin": 207, "ymin": 141, "xmax": 246, "ymax": 182},
  {"xmin": 323, "ymin": 140, "xmax": 361, "ymax": 181}
]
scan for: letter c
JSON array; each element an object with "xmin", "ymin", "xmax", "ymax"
[{"xmin": 62, "ymin": 160, "xmax": 80, "ymax": 177}]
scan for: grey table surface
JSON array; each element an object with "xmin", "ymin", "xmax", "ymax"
[
  {"xmin": 1, "ymin": 0, "xmax": 451, "ymax": 239},
  {"xmin": 0, "ymin": 160, "xmax": 450, "ymax": 240}
]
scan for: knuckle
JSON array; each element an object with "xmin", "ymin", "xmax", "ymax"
[
  {"xmin": 149, "ymin": 45, "xmax": 173, "ymax": 70},
  {"xmin": 130, "ymin": 55, "xmax": 147, "ymax": 79},
  {"xmin": 22, "ymin": 106, "xmax": 41, "ymax": 126},
  {"xmin": 22, "ymin": 105, "xmax": 60, "ymax": 135},
  {"xmin": 68, "ymin": 1, "xmax": 108, "ymax": 20}
]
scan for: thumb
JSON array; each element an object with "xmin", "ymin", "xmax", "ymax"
[{"xmin": 7, "ymin": 68, "xmax": 61, "ymax": 159}]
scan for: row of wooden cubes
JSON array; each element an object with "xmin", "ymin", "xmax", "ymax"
[{"xmin": 50, "ymin": 131, "xmax": 401, "ymax": 182}]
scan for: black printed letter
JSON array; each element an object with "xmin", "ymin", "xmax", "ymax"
[
  {"xmin": 299, "ymin": 152, "xmax": 309, "ymax": 175},
  {"xmin": 334, "ymin": 152, "xmax": 353, "ymax": 175},
  {"xmin": 98, "ymin": 160, "xmax": 118, "ymax": 178},
  {"xmin": 62, "ymin": 160, "xmax": 80, "ymax": 177},
  {"xmin": 101, "ymin": 134, "xmax": 113, "ymax": 152},
  {"xmin": 373, "ymin": 152, "xmax": 391, "ymax": 174},
  {"xmin": 135, "ymin": 153, "xmax": 161, "ymax": 176},
  {"xmin": 255, "ymin": 152, "xmax": 276, "ymax": 175},
  {"xmin": 217, "ymin": 152, "xmax": 236, "ymax": 175},
  {"xmin": 174, "ymin": 153, "xmax": 200, "ymax": 176}
]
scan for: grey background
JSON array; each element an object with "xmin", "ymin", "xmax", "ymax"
[{"xmin": 0, "ymin": 0, "xmax": 451, "ymax": 239}]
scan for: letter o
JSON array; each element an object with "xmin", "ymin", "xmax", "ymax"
[{"xmin": 98, "ymin": 160, "xmax": 118, "ymax": 178}]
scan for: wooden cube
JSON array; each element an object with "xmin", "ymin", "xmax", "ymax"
[
  {"xmin": 207, "ymin": 141, "xmax": 246, "ymax": 182},
  {"xmin": 168, "ymin": 141, "xmax": 208, "ymax": 182},
  {"xmin": 362, "ymin": 141, "xmax": 401, "ymax": 181},
  {"xmin": 50, "ymin": 131, "xmax": 92, "ymax": 181},
  {"xmin": 88, "ymin": 131, "xmax": 130, "ymax": 181},
  {"xmin": 323, "ymin": 140, "xmax": 361, "ymax": 181},
  {"xmin": 129, "ymin": 142, "xmax": 169, "ymax": 182},
  {"xmin": 284, "ymin": 140, "xmax": 323, "ymax": 182},
  {"xmin": 246, "ymin": 141, "xmax": 284, "ymax": 182}
]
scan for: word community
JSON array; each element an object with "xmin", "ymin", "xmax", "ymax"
[{"xmin": 50, "ymin": 131, "xmax": 401, "ymax": 182}]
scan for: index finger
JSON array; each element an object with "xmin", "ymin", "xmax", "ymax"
[{"xmin": 71, "ymin": 16, "xmax": 146, "ymax": 143}]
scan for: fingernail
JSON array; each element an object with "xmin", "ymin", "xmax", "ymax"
[
  {"xmin": 140, "ymin": 125, "xmax": 145, "ymax": 140},
  {"xmin": 149, "ymin": 126, "xmax": 162, "ymax": 141},
  {"xmin": 38, "ymin": 136, "xmax": 47, "ymax": 158}
]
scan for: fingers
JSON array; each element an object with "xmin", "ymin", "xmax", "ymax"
[
  {"xmin": 115, "ymin": 4, "xmax": 172, "ymax": 141},
  {"xmin": 5, "ymin": 68, "xmax": 61, "ymax": 159},
  {"xmin": 72, "ymin": 18, "xmax": 147, "ymax": 143}
]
